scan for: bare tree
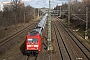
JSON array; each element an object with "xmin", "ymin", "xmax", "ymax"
[
  {"xmin": 12, "ymin": 0, "xmax": 21, "ymax": 10},
  {"xmin": 11, "ymin": 0, "xmax": 23, "ymax": 24}
]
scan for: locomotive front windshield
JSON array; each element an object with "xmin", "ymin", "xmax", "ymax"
[{"xmin": 28, "ymin": 38, "xmax": 38, "ymax": 43}]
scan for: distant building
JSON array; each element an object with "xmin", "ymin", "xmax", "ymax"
[
  {"xmin": 0, "ymin": 2, "xmax": 13, "ymax": 11},
  {"xmin": 0, "ymin": 4, "xmax": 4, "ymax": 11},
  {"xmin": 0, "ymin": 1, "xmax": 24, "ymax": 12},
  {"xmin": 40, "ymin": 8, "xmax": 48, "ymax": 13}
]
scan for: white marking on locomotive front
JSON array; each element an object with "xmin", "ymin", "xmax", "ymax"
[
  {"xmin": 27, "ymin": 45, "xmax": 31, "ymax": 47},
  {"xmin": 34, "ymin": 45, "xmax": 38, "ymax": 47}
]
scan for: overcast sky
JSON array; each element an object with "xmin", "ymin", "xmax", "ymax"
[
  {"xmin": 0, "ymin": 0, "xmax": 82, "ymax": 8},
  {"xmin": 23, "ymin": 0, "xmax": 68, "ymax": 8}
]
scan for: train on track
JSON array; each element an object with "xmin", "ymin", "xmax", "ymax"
[{"xmin": 25, "ymin": 14, "xmax": 48, "ymax": 56}]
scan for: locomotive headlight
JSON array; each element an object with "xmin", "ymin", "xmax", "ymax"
[
  {"xmin": 27, "ymin": 45, "xmax": 31, "ymax": 47},
  {"xmin": 34, "ymin": 45, "xmax": 38, "ymax": 47}
]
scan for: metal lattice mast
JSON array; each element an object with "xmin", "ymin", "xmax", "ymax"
[
  {"xmin": 47, "ymin": 1, "xmax": 53, "ymax": 60},
  {"xmin": 47, "ymin": 0, "xmax": 52, "ymax": 51},
  {"xmin": 85, "ymin": 6, "xmax": 88, "ymax": 40},
  {"xmin": 60, "ymin": 7, "xmax": 61, "ymax": 17},
  {"xmin": 24, "ymin": 12, "xmax": 25, "ymax": 26},
  {"xmin": 34, "ymin": 8, "xmax": 35, "ymax": 20},
  {"xmin": 38, "ymin": 8, "xmax": 39, "ymax": 17},
  {"xmin": 68, "ymin": 0, "xmax": 71, "ymax": 25}
]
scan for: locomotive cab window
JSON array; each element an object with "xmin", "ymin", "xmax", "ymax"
[{"xmin": 28, "ymin": 38, "xmax": 38, "ymax": 43}]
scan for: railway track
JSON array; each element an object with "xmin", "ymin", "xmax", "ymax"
[
  {"xmin": 0, "ymin": 21, "xmax": 39, "ymax": 54},
  {"xmin": 52, "ymin": 20, "xmax": 71, "ymax": 60},
  {"xmin": 26, "ymin": 55, "xmax": 38, "ymax": 60},
  {"xmin": 57, "ymin": 19, "xmax": 90, "ymax": 60},
  {"xmin": 52, "ymin": 17, "xmax": 90, "ymax": 60}
]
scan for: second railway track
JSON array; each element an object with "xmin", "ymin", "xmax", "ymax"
[
  {"xmin": 58, "ymin": 19, "xmax": 90, "ymax": 60},
  {"xmin": 53, "ymin": 20, "xmax": 71, "ymax": 60},
  {"xmin": 52, "ymin": 17, "xmax": 90, "ymax": 60}
]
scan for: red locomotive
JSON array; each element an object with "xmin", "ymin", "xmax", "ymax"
[{"xmin": 25, "ymin": 14, "xmax": 48, "ymax": 56}]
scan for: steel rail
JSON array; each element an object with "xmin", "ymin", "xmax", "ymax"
[
  {"xmin": 26, "ymin": 54, "xmax": 38, "ymax": 60},
  {"xmin": 52, "ymin": 21, "xmax": 63, "ymax": 60},
  {"xmin": 52, "ymin": 20, "xmax": 72, "ymax": 60},
  {"xmin": 58, "ymin": 20, "xmax": 90, "ymax": 60}
]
